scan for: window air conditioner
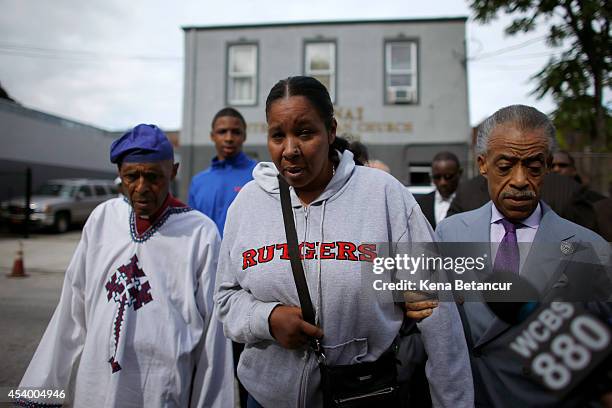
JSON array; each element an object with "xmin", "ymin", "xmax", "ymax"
[{"xmin": 388, "ymin": 87, "xmax": 416, "ymax": 103}]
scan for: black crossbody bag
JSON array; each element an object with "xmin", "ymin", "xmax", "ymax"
[{"xmin": 278, "ymin": 175, "xmax": 401, "ymax": 408}]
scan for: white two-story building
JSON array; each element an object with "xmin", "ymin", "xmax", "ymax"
[{"xmin": 180, "ymin": 17, "xmax": 470, "ymax": 199}]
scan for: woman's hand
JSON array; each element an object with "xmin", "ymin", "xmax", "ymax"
[{"xmin": 269, "ymin": 305, "xmax": 324, "ymax": 349}]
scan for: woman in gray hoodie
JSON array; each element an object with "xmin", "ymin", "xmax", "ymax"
[{"xmin": 214, "ymin": 76, "xmax": 473, "ymax": 408}]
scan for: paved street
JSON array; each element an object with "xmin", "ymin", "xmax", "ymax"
[
  {"xmin": 0, "ymin": 229, "xmax": 81, "ymax": 389},
  {"xmin": 0, "ymin": 228, "xmax": 241, "ymax": 407}
]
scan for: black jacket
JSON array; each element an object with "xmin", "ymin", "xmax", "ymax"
[{"xmin": 416, "ymin": 191, "xmax": 436, "ymax": 229}]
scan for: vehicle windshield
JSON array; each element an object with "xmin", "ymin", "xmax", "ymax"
[{"xmin": 35, "ymin": 183, "xmax": 78, "ymax": 198}]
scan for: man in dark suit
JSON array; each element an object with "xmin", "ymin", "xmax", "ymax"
[
  {"xmin": 551, "ymin": 150, "xmax": 609, "ymax": 237},
  {"xmin": 407, "ymin": 105, "xmax": 611, "ymax": 407},
  {"xmin": 551, "ymin": 150, "xmax": 606, "ymax": 203},
  {"xmin": 551, "ymin": 149, "xmax": 606, "ymax": 204},
  {"xmin": 416, "ymin": 151, "xmax": 462, "ymax": 229}
]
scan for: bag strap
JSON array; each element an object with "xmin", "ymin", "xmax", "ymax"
[{"xmin": 278, "ymin": 175, "xmax": 317, "ymax": 326}]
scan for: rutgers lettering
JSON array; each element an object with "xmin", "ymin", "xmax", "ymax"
[{"xmin": 241, "ymin": 241, "xmax": 378, "ymax": 270}]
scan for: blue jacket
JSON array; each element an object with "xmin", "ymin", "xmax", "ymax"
[{"xmin": 188, "ymin": 151, "xmax": 257, "ymax": 236}]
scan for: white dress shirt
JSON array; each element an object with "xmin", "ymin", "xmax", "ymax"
[
  {"xmin": 490, "ymin": 202, "xmax": 542, "ymax": 274},
  {"xmin": 434, "ymin": 190, "xmax": 455, "ymax": 225}
]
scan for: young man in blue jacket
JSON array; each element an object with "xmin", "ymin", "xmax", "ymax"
[
  {"xmin": 188, "ymin": 107, "xmax": 257, "ymax": 237},
  {"xmin": 188, "ymin": 107, "xmax": 256, "ymax": 408}
]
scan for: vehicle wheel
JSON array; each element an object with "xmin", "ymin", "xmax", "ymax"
[{"xmin": 54, "ymin": 212, "xmax": 70, "ymax": 233}]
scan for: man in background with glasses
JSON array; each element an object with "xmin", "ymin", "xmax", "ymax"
[{"xmin": 417, "ymin": 151, "xmax": 462, "ymax": 229}]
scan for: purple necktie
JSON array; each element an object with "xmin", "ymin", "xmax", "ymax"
[{"xmin": 493, "ymin": 218, "xmax": 521, "ymax": 275}]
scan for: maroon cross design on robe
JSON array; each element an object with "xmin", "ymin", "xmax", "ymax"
[{"xmin": 105, "ymin": 254, "xmax": 153, "ymax": 373}]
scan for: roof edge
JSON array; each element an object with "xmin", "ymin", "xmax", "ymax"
[
  {"xmin": 0, "ymin": 98, "xmax": 113, "ymax": 136},
  {"xmin": 182, "ymin": 16, "xmax": 468, "ymax": 31}
]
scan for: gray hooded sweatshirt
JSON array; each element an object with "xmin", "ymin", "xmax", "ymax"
[{"xmin": 215, "ymin": 151, "xmax": 474, "ymax": 407}]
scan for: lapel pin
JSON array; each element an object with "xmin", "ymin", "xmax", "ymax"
[{"xmin": 560, "ymin": 240, "xmax": 574, "ymax": 255}]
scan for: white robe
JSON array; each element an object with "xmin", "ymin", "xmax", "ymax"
[{"xmin": 19, "ymin": 198, "xmax": 235, "ymax": 408}]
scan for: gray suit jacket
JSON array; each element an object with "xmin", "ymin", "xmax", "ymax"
[{"xmin": 436, "ymin": 201, "xmax": 611, "ymax": 407}]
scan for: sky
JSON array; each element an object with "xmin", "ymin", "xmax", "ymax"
[{"xmin": 0, "ymin": 0, "xmax": 563, "ymax": 131}]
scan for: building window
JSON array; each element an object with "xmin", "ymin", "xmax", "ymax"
[
  {"xmin": 385, "ymin": 41, "xmax": 418, "ymax": 104},
  {"xmin": 227, "ymin": 44, "xmax": 257, "ymax": 105},
  {"xmin": 304, "ymin": 42, "xmax": 336, "ymax": 102},
  {"xmin": 408, "ymin": 164, "xmax": 431, "ymax": 185}
]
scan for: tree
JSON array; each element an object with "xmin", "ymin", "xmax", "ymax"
[
  {"xmin": 551, "ymin": 95, "xmax": 611, "ymax": 150},
  {"xmin": 470, "ymin": 0, "xmax": 611, "ymax": 150}
]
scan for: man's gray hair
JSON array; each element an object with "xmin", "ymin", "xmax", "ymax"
[{"xmin": 476, "ymin": 104, "xmax": 557, "ymax": 155}]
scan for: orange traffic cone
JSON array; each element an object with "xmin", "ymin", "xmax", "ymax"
[{"xmin": 8, "ymin": 241, "xmax": 27, "ymax": 278}]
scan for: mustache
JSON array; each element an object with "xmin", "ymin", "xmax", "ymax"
[
  {"xmin": 131, "ymin": 195, "xmax": 152, "ymax": 202},
  {"xmin": 500, "ymin": 190, "xmax": 536, "ymax": 200}
]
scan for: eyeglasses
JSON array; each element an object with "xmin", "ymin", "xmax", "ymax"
[{"xmin": 432, "ymin": 173, "xmax": 458, "ymax": 181}]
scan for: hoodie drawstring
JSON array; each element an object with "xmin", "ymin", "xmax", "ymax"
[
  {"xmin": 315, "ymin": 200, "xmax": 326, "ymax": 328},
  {"xmin": 298, "ymin": 199, "xmax": 326, "ymax": 329}
]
